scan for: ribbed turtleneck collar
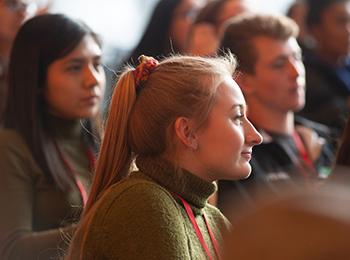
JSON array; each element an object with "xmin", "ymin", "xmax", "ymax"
[
  {"xmin": 135, "ymin": 156, "xmax": 216, "ymax": 215},
  {"xmin": 46, "ymin": 115, "xmax": 82, "ymax": 140}
]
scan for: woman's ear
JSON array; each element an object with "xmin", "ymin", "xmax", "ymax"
[{"xmin": 174, "ymin": 117, "xmax": 198, "ymax": 150}]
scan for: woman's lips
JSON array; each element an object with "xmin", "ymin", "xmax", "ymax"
[
  {"xmin": 81, "ymin": 95, "xmax": 100, "ymax": 105},
  {"xmin": 241, "ymin": 151, "xmax": 252, "ymax": 161}
]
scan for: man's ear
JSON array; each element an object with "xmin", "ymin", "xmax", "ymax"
[
  {"xmin": 174, "ymin": 117, "xmax": 198, "ymax": 150},
  {"xmin": 235, "ymin": 72, "xmax": 255, "ymax": 96}
]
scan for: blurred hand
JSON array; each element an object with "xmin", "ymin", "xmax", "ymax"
[{"xmin": 295, "ymin": 125, "xmax": 325, "ymax": 162}]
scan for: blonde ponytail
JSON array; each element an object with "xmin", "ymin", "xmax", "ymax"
[{"xmin": 85, "ymin": 69, "xmax": 136, "ymax": 212}]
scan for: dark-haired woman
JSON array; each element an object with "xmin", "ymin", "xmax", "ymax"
[
  {"xmin": 0, "ymin": 14, "xmax": 105, "ymax": 259},
  {"xmin": 126, "ymin": 0, "xmax": 203, "ymax": 64}
]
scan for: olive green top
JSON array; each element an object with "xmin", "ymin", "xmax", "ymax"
[
  {"xmin": 69, "ymin": 156, "xmax": 230, "ymax": 260},
  {"xmin": 0, "ymin": 117, "xmax": 93, "ymax": 259}
]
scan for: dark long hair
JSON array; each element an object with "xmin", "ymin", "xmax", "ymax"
[
  {"xmin": 127, "ymin": 0, "xmax": 182, "ymax": 64},
  {"xmin": 3, "ymin": 14, "xmax": 102, "ymax": 191}
]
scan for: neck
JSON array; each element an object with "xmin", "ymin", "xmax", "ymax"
[
  {"xmin": 0, "ymin": 39, "xmax": 12, "ymax": 63},
  {"xmin": 168, "ymin": 151, "xmax": 214, "ymax": 183},
  {"xmin": 135, "ymin": 156, "xmax": 216, "ymax": 213},
  {"xmin": 315, "ymin": 46, "xmax": 347, "ymax": 66},
  {"xmin": 46, "ymin": 114, "xmax": 82, "ymax": 140},
  {"xmin": 247, "ymin": 103, "xmax": 295, "ymax": 135}
]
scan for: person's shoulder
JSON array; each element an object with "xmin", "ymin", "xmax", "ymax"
[
  {"xmin": 295, "ymin": 115, "xmax": 335, "ymax": 138},
  {"xmin": 205, "ymin": 203, "xmax": 230, "ymax": 224},
  {"xmin": 0, "ymin": 129, "xmax": 22, "ymax": 142},
  {"xmin": 84, "ymin": 173, "xmax": 185, "ymax": 252},
  {"xmin": 0, "ymin": 129, "xmax": 27, "ymax": 151},
  {"xmin": 91, "ymin": 172, "xmax": 179, "ymax": 220},
  {"xmin": 0, "ymin": 129, "xmax": 37, "ymax": 181},
  {"xmin": 107, "ymin": 172, "xmax": 175, "ymax": 201}
]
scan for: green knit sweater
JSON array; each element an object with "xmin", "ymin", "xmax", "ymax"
[
  {"xmin": 0, "ymin": 117, "xmax": 92, "ymax": 259},
  {"xmin": 70, "ymin": 156, "xmax": 230, "ymax": 259}
]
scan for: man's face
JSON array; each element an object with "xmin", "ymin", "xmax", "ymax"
[
  {"xmin": 245, "ymin": 36, "xmax": 305, "ymax": 113},
  {"xmin": 312, "ymin": 1, "xmax": 350, "ymax": 59},
  {"xmin": 0, "ymin": 0, "xmax": 36, "ymax": 46}
]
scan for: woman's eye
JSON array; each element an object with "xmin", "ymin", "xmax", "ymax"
[
  {"xmin": 232, "ymin": 114, "xmax": 244, "ymax": 125},
  {"xmin": 66, "ymin": 65, "xmax": 82, "ymax": 72},
  {"xmin": 93, "ymin": 61, "xmax": 103, "ymax": 70}
]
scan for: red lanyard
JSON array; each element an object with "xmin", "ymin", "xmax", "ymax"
[
  {"xmin": 54, "ymin": 141, "xmax": 95, "ymax": 206},
  {"xmin": 292, "ymin": 131, "xmax": 317, "ymax": 177},
  {"xmin": 175, "ymin": 194, "xmax": 221, "ymax": 260}
]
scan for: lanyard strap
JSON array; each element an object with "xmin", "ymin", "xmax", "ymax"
[
  {"xmin": 175, "ymin": 194, "xmax": 221, "ymax": 260},
  {"xmin": 292, "ymin": 131, "xmax": 317, "ymax": 177},
  {"xmin": 54, "ymin": 141, "xmax": 95, "ymax": 206}
]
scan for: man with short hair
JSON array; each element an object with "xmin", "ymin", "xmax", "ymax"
[{"xmin": 218, "ymin": 13, "xmax": 335, "ymax": 217}]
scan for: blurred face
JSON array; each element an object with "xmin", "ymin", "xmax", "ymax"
[
  {"xmin": 288, "ymin": 3, "xmax": 308, "ymax": 40},
  {"xmin": 194, "ymin": 76, "xmax": 262, "ymax": 181},
  {"xmin": 246, "ymin": 36, "xmax": 305, "ymax": 113},
  {"xmin": 170, "ymin": 0, "xmax": 204, "ymax": 52},
  {"xmin": 0, "ymin": 0, "xmax": 36, "ymax": 46},
  {"xmin": 313, "ymin": 1, "xmax": 350, "ymax": 59},
  {"xmin": 45, "ymin": 35, "xmax": 106, "ymax": 120},
  {"xmin": 217, "ymin": 0, "xmax": 248, "ymax": 33}
]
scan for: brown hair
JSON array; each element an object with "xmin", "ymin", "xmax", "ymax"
[{"xmin": 220, "ymin": 13, "xmax": 299, "ymax": 74}]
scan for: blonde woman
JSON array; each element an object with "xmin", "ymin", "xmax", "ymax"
[{"xmin": 68, "ymin": 54, "xmax": 262, "ymax": 259}]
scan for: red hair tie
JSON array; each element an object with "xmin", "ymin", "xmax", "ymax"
[{"xmin": 133, "ymin": 55, "xmax": 159, "ymax": 92}]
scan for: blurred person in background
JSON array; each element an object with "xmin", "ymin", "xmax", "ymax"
[
  {"xmin": 0, "ymin": 14, "xmax": 105, "ymax": 259},
  {"xmin": 0, "ymin": 0, "xmax": 39, "ymax": 122},
  {"xmin": 0, "ymin": 0, "xmax": 53, "ymax": 122},
  {"xmin": 299, "ymin": 0, "xmax": 350, "ymax": 139},
  {"xmin": 187, "ymin": 0, "xmax": 250, "ymax": 56},
  {"xmin": 329, "ymin": 115, "xmax": 350, "ymax": 183},
  {"xmin": 218, "ymin": 13, "xmax": 335, "ymax": 218},
  {"xmin": 286, "ymin": 0, "xmax": 315, "ymax": 52},
  {"xmin": 125, "ymin": 0, "xmax": 205, "ymax": 64},
  {"xmin": 222, "ymin": 185, "xmax": 350, "ymax": 260},
  {"xmin": 104, "ymin": 0, "xmax": 204, "ymax": 117}
]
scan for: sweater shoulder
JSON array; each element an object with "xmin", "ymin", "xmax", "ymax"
[
  {"xmin": 0, "ymin": 129, "xmax": 27, "ymax": 150},
  {"xmin": 81, "ymin": 173, "xmax": 191, "ymax": 259},
  {"xmin": 96, "ymin": 172, "xmax": 179, "ymax": 216},
  {"xmin": 89, "ymin": 173, "xmax": 183, "ymax": 229},
  {"xmin": 204, "ymin": 203, "xmax": 231, "ymax": 232},
  {"xmin": 0, "ymin": 129, "xmax": 37, "ymax": 180}
]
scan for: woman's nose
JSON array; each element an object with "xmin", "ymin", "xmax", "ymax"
[
  {"xmin": 245, "ymin": 120, "xmax": 263, "ymax": 146},
  {"xmin": 84, "ymin": 65, "xmax": 101, "ymax": 88}
]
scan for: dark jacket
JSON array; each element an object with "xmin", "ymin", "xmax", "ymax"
[
  {"xmin": 218, "ymin": 117, "xmax": 335, "ymax": 218},
  {"xmin": 298, "ymin": 51, "xmax": 350, "ymax": 137}
]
